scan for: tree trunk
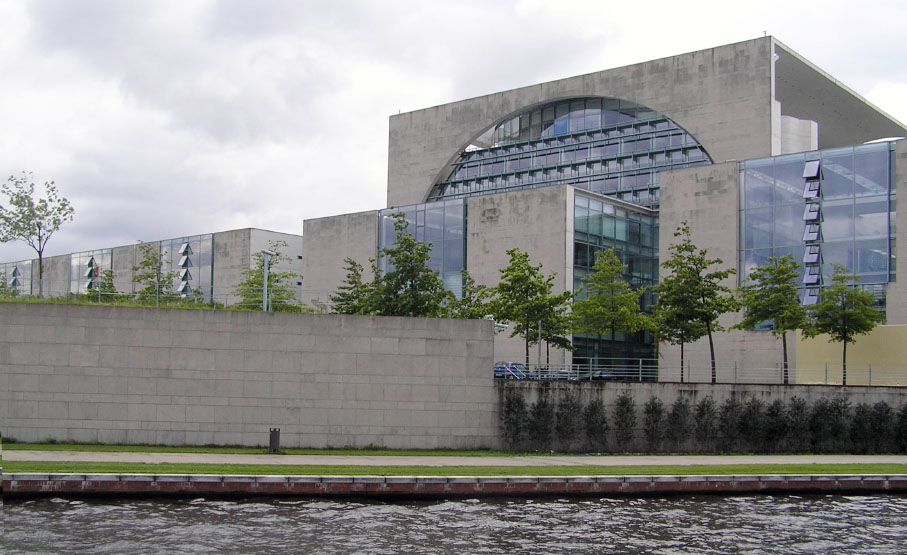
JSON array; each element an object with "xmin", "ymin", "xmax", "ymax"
[
  {"xmin": 842, "ymin": 339, "xmax": 848, "ymax": 386},
  {"xmin": 782, "ymin": 332, "xmax": 789, "ymax": 385},
  {"xmin": 38, "ymin": 254, "xmax": 44, "ymax": 297},
  {"xmin": 680, "ymin": 332, "xmax": 685, "ymax": 383},
  {"xmin": 707, "ymin": 321, "xmax": 717, "ymax": 384}
]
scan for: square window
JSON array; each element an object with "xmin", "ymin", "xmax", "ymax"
[
  {"xmin": 803, "ymin": 266, "xmax": 820, "ymax": 285},
  {"xmin": 803, "ymin": 223, "xmax": 820, "ymax": 242},
  {"xmin": 803, "ymin": 204, "xmax": 820, "ymax": 221},
  {"xmin": 803, "ymin": 181, "xmax": 820, "ymax": 199},
  {"xmin": 803, "ymin": 160, "xmax": 821, "ymax": 179},
  {"xmin": 802, "ymin": 288, "xmax": 820, "ymax": 306},
  {"xmin": 804, "ymin": 245, "xmax": 820, "ymax": 264}
]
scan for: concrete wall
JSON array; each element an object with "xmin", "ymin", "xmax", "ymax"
[
  {"xmin": 466, "ymin": 186, "xmax": 570, "ymax": 364},
  {"xmin": 388, "ymin": 37, "xmax": 775, "ymax": 206},
  {"xmin": 301, "ymin": 210, "xmax": 378, "ymax": 311},
  {"xmin": 658, "ymin": 162, "xmax": 788, "ymax": 380},
  {"xmin": 0, "ymin": 303, "xmax": 497, "ymax": 449}
]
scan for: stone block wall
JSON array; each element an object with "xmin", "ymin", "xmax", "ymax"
[{"xmin": 0, "ymin": 304, "xmax": 497, "ymax": 449}]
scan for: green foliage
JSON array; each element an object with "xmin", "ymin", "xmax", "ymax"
[
  {"xmin": 0, "ymin": 172, "xmax": 75, "ymax": 294},
  {"xmin": 613, "ymin": 391, "xmax": 636, "ymax": 449},
  {"xmin": 494, "ymin": 248, "xmax": 573, "ymax": 364},
  {"xmin": 806, "ymin": 265, "xmax": 884, "ymax": 385},
  {"xmin": 897, "ymin": 403, "xmax": 907, "ymax": 452},
  {"xmin": 555, "ymin": 391, "xmax": 581, "ymax": 451},
  {"xmin": 763, "ymin": 399, "xmax": 789, "ymax": 453},
  {"xmin": 583, "ymin": 398, "xmax": 609, "ymax": 451},
  {"xmin": 718, "ymin": 397, "xmax": 743, "ymax": 451},
  {"xmin": 871, "ymin": 402, "xmax": 895, "ymax": 453},
  {"xmin": 570, "ymin": 249, "xmax": 653, "ymax": 350},
  {"xmin": 654, "ymin": 222, "xmax": 738, "ymax": 380},
  {"xmin": 449, "ymin": 269, "xmax": 495, "ymax": 319},
  {"xmin": 787, "ymin": 396, "xmax": 809, "ymax": 452},
  {"xmin": 666, "ymin": 397, "xmax": 693, "ymax": 451},
  {"xmin": 331, "ymin": 215, "xmax": 450, "ymax": 317},
  {"xmin": 809, "ymin": 398, "xmax": 833, "ymax": 452},
  {"xmin": 694, "ymin": 396, "xmax": 718, "ymax": 451},
  {"xmin": 233, "ymin": 241, "xmax": 309, "ymax": 312},
  {"xmin": 132, "ymin": 243, "xmax": 180, "ymax": 304},
  {"xmin": 330, "ymin": 257, "xmax": 378, "ymax": 315},
  {"xmin": 850, "ymin": 403, "xmax": 874, "ymax": 454},
  {"xmin": 76, "ymin": 268, "xmax": 122, "ymax": 304},
  {"xmin": 828, "ymin": 397, "xmax": 852, "ymax": 452},
  {"xmin": 642, "ymin": 396, "xmax": 665, "ymax": 452},
  {"xmin": 501, "ymin": 389, "xmax": 527, "ymax": 450},
  {"xmin": 740, "ymin": 397, "xmax": 766, "ymax": 452},
  {"xmin": 0, "ymin": 271, "xmax": 17, "ymax": 298},
  {"xmin": 527, "ymin": 396, "xmax": 554, "ymax": 450},
  {"xmin": 735, "ymin": 255, "xmax": 807, "ymax": 382}
]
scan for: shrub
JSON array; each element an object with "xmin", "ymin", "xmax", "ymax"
[
  {"xmin": 643, "ymin": 396, "xmax": 666, "ymax": 452},
  {"xmin": 528, "ymin": 396, "xmax": 555, "ymax": 450},
  {"xmin": 897, "ymin": 402, "xmax": 907, "ymax": 452},
  {"xmin": 718, "ymin": 397, "xmax": 744, "ymax": 452},
  {"xmin": 809, "ymin": 398, "xmax": 833, "ymax": 452},
  {"xmin": 788, "ymin": 396, "xmax": 809, "ymax": 452},
  {"xmin": 871, "ymin": 401, "xmax": 895, "ymax": 453},
  {"xmin": 694, "ymin": 396, "xmax": 718, "ymax": 452},
  {"xmin": 613, "ymin": 392, "xmax": 637, "ymax": 450},
  {"xmin": 763, "ymin": 399, "xmax": 789, "ymax": 453},
  {"xmin": 740, "ymin": 397, "xmax": 766, "ymax": 453},
  {"xmin": 555, "ymin": 391, "xmax": 582, "ymax": 451},
  {"xmin": 502, "ymin": 389, "xmax": 528, "ymax": 450},
  {"xmin": 829, "ymin": 397, "xmax": 852, "ymax": 452},
  {"xmin": 583, "ymin": 398, "xmax": 609, "ymax": 452},
  {"xmin": 850, "ymin": 403, "xmax": 873, "ymax": 454},
  {"xmin": 666, "ymin": 397, "xmax": 693, "ymax": 452}
]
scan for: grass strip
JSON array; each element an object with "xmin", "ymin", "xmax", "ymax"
[
  {"xmin": 3, "ymin": 462, "xmax": 905, "ymax": 476},
  {"xmin": 1, "ymin": 443, "xmax": 505, "ymax": 457}
]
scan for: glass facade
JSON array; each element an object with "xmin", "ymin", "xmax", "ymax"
[
  {"xmin": 572, "ymin": 193, "xmax": 658, "ymax": 365},
  {"xmin": 378, "ymin": 199, "xmax": 466, "ymax": 297},
  {"xmin": 0, "ymin": 259, "xmax": 32, "ymax": 295},
  {"xmin": 431, "ymin": 97, "xmax": 711, "ymax": 207},
  {"xmin": 739, "ymin": 142, "xmax": 896, "ymax": 310},
  {"xmin": 159, "ymin": 234, "xmax": 214, "ymax": 300},
  {"xmin": 70, "ymin": 249, "xmax": 113, "ymax": 294}
]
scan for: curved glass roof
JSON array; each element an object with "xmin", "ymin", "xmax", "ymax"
[{"xmin": 430, "ymin": 97, "xmax": 712, "ymax": 207}]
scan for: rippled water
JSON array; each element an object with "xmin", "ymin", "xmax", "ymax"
[{"xmin": 3, "ymin": 495, "xmax": 907, "ymax": 554}]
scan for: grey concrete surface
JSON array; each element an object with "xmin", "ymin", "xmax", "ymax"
[{"xmin": 5, "ymin": 450, "xmax": 906, "ymax": 468}]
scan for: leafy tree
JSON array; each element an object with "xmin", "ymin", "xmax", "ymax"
[
  {"xmin": 850, "ymin": 402, "xmax": 874, "ymax": 454},
  {"xmin": 871, "ymin": 401, "xmax": 895, "ymax": 453},
  {"xmin": 233, "ymin": 241, "xmax": 307, "ymax": 312},
  {"xmin": 501, "ymin": 388, "xmax": 528, "ymax": 450},
  {"xmin": 787, "ymin": 396, "xmax": 809, "ymax": 452},
  {"xmin": 374, "ymin": 214, "xmax": 452, "ymax": 317},
  {"xmin": 763, "ymin": 399, "xmax": 789, "ymax": 453},
  {"xmin": 330, "ymin": 257, "xmax": 378, "ymax": 315},
  {"xmin": 494, "ymin": 248, "xmax": 572, "ymax": 365},
  {"xmin": 132, "ymin": 243, "xmax": 179, "ymax": 305},
  {"xmin": 654, "ymin": 222, "xmax": 738, "ymax": 383},
  {"xmin": 527, "ymin": 395, "xmax": 554, "ymax": 450},
  {"xmin": 666, "ymin": 397, "xmax": 693, "ymax": 452},
  {"xmin": 570, "ymin": 249, "xmax": 653, "ymax": 359},
  {"xmin": 583, "ymin": 398, "xmax": 609, "ymax": 451},
  {"xmin": 643, "ymin": 396, "xmax": 666, "ymax": 452},
  {"xmin": 718, "ymin": 397, "xmax": 743, "ymax": 451},
  {"xmin": 613, "ymin": 391, "xmax": 636, "ymax": 449},
  {"xmin": 449, "ymin": 268, "xmax": 495, "ymax": 319},
  {"xmin": 0, "ymin": 172, "xmax": 75, "ymax": 296},
  {"xmin": 694, "ymin": 396, "xmax": 718, "ymax": 451},
  {"xmin": 740, "ymin": 397, "xmax": 766, "ymax": 452},
  {"xmin": 805, "ymin": 265, "xmax": 883, "ymax": 385},
  {"xmin": 734, "ymin": 255, "xmax": 807, "ymax": 384}
]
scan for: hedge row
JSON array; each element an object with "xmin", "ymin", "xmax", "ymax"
[{"xmin": 501, "ymin": 389, "xmax": 907, "ymax": 454}]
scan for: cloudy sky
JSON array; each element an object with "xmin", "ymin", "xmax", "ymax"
[{"xmin": 2, "ymin": 0, "xmax": 906, "ymax": 262}]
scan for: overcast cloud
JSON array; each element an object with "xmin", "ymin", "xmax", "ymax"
[{"xmin": 2, "ymin": 0, "xmax": 906, "ymax": 261}]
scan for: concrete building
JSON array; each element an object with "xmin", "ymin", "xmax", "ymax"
[
  {"xmin": 302, "ymin": 36, "xmax": 907, "ymax": 380},
  {"xmin": 1, "ymin": 228, "xmax": 303, "ymax": 307}
]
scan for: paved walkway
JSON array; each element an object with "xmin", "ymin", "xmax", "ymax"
[{"xmin": 5, "ymin": 451, "xmax": 907, "ymax": 467}]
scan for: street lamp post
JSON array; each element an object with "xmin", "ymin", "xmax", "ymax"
[{"xmin": 261, "ymin": 250, "xmax": 276, "ymax": 312}]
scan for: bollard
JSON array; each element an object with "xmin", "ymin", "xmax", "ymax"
[{"xmin": 269, "ymin": 428, "xmax": 280, "ymax": 453}]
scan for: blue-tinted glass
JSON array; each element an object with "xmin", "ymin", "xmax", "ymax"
[
  {"xmin": 855, "ymin": 197, "xmax": 889, "ymax": 239},
  {"xmin": 853, "ymin": 144, "xmax": 890, "ymax": 196},
  {"xmin": 821, "ymin": 148, "xmax": 853, "ymax": 199},
  {"xmin": 854, "ymin": 238, "xmax": 888, "ymax": 277},
  {"xmin": 743, "ymin": 162, "xmax": 773, "ymax": 208},
  {"xmin": 773, "ymin": 155, "xmax": 804, "ymax": 206},
  {"xmin": 822, "ymin": 242, "xmax": 854, "ymax": 277},
  {"xmin": 822, "ymin": 201, "xmax": 853, "ymax": 242},
  {"xmin": 744, "ymin": 207, "xmax": 773, "ymax": 249},
  {"xmin": 773, "ymin": 203, "xmax": 805, "ymax": 247}
]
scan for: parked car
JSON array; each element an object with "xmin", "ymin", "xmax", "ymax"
[{"xmin": 494, "ymin": 361, "xmax": 528, "ymax": 379}]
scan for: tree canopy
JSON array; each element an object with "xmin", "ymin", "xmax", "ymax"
[
  {"xmin": 0, "ymin": 172, "xmax": 74, "ymax": 295},
  {"xmin": 132, "ymin": 243, "xmax": 180, "ymax": 305},
  {"xmin": 329, "ymin": 257, "xmax": 378, "ymax": 315},
  {"xmin": 570, "ymin": 249, "xmax": 653, "ymax": 357},
  {"xmin": 233, "ymin": 241, "xmax": 308, "ymax": 312},
  {"xmin": 448, "ymin": 268, "xmax": 495, "ymax": 319},
  {"xmin": 494, "ymin": 247, "xmax": 572, "ymax": 365},
  {"xmin": 734, "ymin": 254, "xmax": 807, "ymax": 383},
  {"xmin": 654, "ymin": 222, "xmax": 738, "ymax": 382},
  {"xmin": 806, "ymin": 264, "xmax": 883, "ymax": 385}
]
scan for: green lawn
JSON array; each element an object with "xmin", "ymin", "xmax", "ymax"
[{"xmin": 3, "ymin": 462, "xmax": 905, "ymax": 476}]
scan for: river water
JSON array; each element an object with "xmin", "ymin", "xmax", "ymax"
[{"xmin": 3, "ymin": 494, "xmax": 906, "ymax": 553}]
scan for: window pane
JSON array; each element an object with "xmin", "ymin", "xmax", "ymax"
[
  {"xmin": 744, "ymin": 207, "xmax": 773, "ymax": 249},
  {"xmin": 822, "ymin": 201, "xmax": 853, "ymax": 241}
]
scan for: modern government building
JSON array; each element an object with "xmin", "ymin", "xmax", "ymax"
[{"xmin": 4, "ymin": 36, "xmax": 906, "ymax": 383}]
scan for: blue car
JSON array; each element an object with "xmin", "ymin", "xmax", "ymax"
[{"xmin": 494, "ymin": 361, "xmax": 528, "ymax": 379}]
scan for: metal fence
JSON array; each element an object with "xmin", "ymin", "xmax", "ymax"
[{"xmin": 498, "ymin": 360, "xmax": 907, "ymax": 386}]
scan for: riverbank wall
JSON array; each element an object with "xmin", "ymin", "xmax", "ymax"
[{"xmin": 5, "ymin": 473, "xmax": 907, "ymax": 500}]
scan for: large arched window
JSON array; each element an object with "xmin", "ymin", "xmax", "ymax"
[{"xmin": 429, "ymin": 97, "xmax": 711, "ymax": 207}]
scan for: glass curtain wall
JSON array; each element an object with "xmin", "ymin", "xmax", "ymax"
[
  {"xmin": 432, "ymin": 97, "xmax": 711, "ymax": 208},
  {"xmin": 160, "ymin": 234, "xmax": 214, "ymax": 301},
  {"xmin": 0, "ymin": 260, "xmax": 32, "ymax": 295},
  {"xmin": 572, "ymin": 193, "xmax": 658, "ymax": 366},
  {"xmin": 739, "ymin": 141, "xmax": 895, "ymax": 311},
  {"xmin": 378, "ymin": 199, "xmax": 466, "ymax": 297}
]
